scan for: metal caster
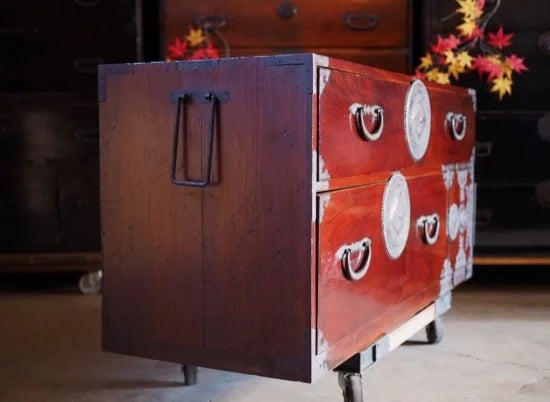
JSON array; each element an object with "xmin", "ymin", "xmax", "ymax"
[
  {"xmin": 426, "ymin": 315, "xmax": 444, "ymax": 344},
  {"xmin": 181, "ymin": 365, "xmax": 197, "ymax": 386},
  {"xmin": 78, "ymin": 270, "xmax": 103, "ymax": 295},
  {"xmin": 338, "ymin": 372, "xmax": 363, "ymax": 402}
]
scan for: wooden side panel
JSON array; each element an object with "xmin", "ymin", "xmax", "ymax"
[
  {"xmin": 163, "ymin": 0, "xmax": 409, "ymax": 49},
  {"xmin": 200, "ymin": 57, "xmax": 312, "ymax": 380},
  {"xmin": 100, "ymin": 63, "xmax": 205, "ymax": 352}
]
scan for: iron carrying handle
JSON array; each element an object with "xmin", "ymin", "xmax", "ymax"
[
  {"xmin": 342, "ymin": 239, "xmax": 372, "ymax": 281},
  {"xmin": 354, "ymin": 104, "xmax": 384, "ymax": 141},
  {"xmin": 171, "ymin": 92, "xmax": 218, "ymax": 187},
  {"xmin": 418, "ymin": 213, "xmax": 440, "ymax": 245},
  {"xmin": 446, "ymin": 112, "xmax": 467, "ymax": 141}
]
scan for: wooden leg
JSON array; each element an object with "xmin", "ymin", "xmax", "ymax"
[
  {"xmin": 181, "ymin": 365, "xmax": 198, "ymax": 386},
  {"xmin": 338, "ymin": 372, "xmax": 364, "ymax": 402},
  {"xmin": 426, "ymin": 315, "xmax": 444, "ymax": 344}
]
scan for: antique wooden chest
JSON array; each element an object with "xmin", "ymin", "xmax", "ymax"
[{"xmin": 99, "ymin": 54, "xmax": 475, "ymax": 383}]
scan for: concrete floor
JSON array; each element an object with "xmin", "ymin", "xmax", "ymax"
[{"xmin": 1, "ymin": 276, "xmax": 550, "ymax": 401}]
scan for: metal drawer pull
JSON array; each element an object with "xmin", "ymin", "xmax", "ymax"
[
  {"xmin": 170, "ymin": 90, "xmax": 228, "ymax": 187},
  {"xmin": 475, "ymin": 141, "xmax": 493, "ymax": 158},
  {"xmin": 446, "ymin": 112, "xmax": 467, "ymax": 141},
  {"xmin": 74, "ymin": 0, "xmax": 101, "ymax": 7},
  {"xmin": 344, "ymin": 13, "xmax": 379, "ymax": 31},
  {"xmin": 355, "ymin": 104, "xmax": 384, "ymax": 141},
  {"xmin": 342, "ymin": 239, "xmax": 372, "ymax": 281},
  {"xmin": 73, "ymin": 58, "xmax": 104, "ymax": 74},
  {"xmin": 418, "ymin": 214, "xmax": 440, "ymax": 245},
  {"xmin": 194, "ymin": 15, "xmax": 227, "ymax": 29}
]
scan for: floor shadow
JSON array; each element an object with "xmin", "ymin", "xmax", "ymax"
[{"xmin": 41, "ymin": 379, "xmax": 186, "ymax": 392}]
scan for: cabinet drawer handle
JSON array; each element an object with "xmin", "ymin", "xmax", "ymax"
[
  {"xmin": 344, "ymin": 13, "xmax": 379, "ymax": 31},
  {"xmin": 418, "ymin": 213, "xmax": 440, "ymax": 245},
  {"xmin": 194, "ymin": 14, "xmax": 227, "ymax": 29},
  {"xmin": 74, "ymin": 0, "xmax": 101, "ymax": 7},
  {"xmin": 446, "ymin": 112, "xmax": 467, "ymax": 141},
  {"xmin": 73, "ymin": 58, "xmax": 104, "ymax": 74},
  {"xmin": 475, "ymin": 141, "xmax": 493, "ymax": 158},
  {"xmin": 342, "ymin": 239, "xmax": 372, "ymax": 281},
  {"xmin": 170, "ymin": 90, "xmax": 229, "ymax": 187},
  {"xmin": 354, "ymin": 104, "xmax": 384, "ymax": 141}
]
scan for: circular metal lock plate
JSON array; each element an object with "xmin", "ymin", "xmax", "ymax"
[
  {"xmin": 404, "ymin": 79, "xmax": 431, "ymax": 161},
  {"xmin": 447, "ymin": 203, "xmax": 459, "ymax": 240},
  {"xmin": 382, "ymin": 172, "xmax": 411, "ymax": 259}
]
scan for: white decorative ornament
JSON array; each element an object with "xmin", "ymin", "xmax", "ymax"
[
  {"xmin": 447, "ymin": 203, "xmax": 459, "ymax": 240},
  {"xmin": 458, "ymin": 204, "xmax": 468, "ymax": 234},
  {"xmin": 442, "ymin": 165, "xmax": 455, "ymax": 190},
  {"xmin": 457, "ymin": 169, "xmax": 468, "ymax": 202},
  {"xmin": 382, "ymin": 172, "xmax": 411, "ymax": 259},
  {"xmin": 405, "ymin": 79, "xmax": 432, "ymax": 161}
]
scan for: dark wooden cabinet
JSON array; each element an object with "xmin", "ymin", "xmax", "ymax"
[
  {"xmin": 100, "ymin": 54, "xmax": 475, "ymax": 382},
  {"xmin": 0, "ymin": 1, "xmax": 139, "ymax": 256},
  {"xmin": 162, "ymin": 0, "xmax": 414, "ymax": 73},
  {"xmin": 420, "ymin": 0, "xmax": 550, "ymax": 257}
]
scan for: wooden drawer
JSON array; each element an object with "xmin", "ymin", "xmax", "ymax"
[
  {"xmin": 0, "ymin": 0, "xmax": 136, "ymax": 36},
  {"xmin": 0, "ymin": 31, "xmax": 137, "ymax": 92},
  {"xmin": 475, "ymin": 112, "xmax": 550, "ymax": 184},
  {"xmin": 163, "ymin": 0, "xmax": 409, "ymax": 49},
  {"xmin": 317, "ymin": 172, "xmax": 447, "ymax": 356},
  {"xmin": 317, "ymin": 66, "xmax": 475, "ymax": 189}
]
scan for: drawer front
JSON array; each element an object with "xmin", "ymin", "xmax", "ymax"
[
  {"xmin": 0, "ymin": 95, "xmax": 100, "ymax": 253},
  {"xmin": 318, "ymin": 68, "xmax": 474, "ymax": 188},
  {"xmin": 475, "ymin": 183, "xmax": 550, "ymax": 248},
  {"xmin": 444, "ymin": 163, "xmax": 475, "ymax": 287},
  {"xmin": 226, "ymin": 48, "xmax": 409, "ymax": 73},
  {"xmin": 0, "ymin": 32, "xmax": 137, "ymax": 92},
  {"xmin": 0, "ymin": 0, "xmax": 136, "ymax": 36},
  {"xmin": 475, "ymin": 112, "xmax": 550, "ymax": 183},
  {"xmin": 163, "ymin": 0, "xmax": 409, "ymax": 49},
  {"xmin": 317, "ymin": 172, "xmax": 447, "ymax": 355}
]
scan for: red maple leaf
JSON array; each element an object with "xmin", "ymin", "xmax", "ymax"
[
  {"xmin": 167, "ymin": 37, "xmax": 188, "ymax": 60},
  {"xmin": 468, "ymin": 26, "xmax": 484, "ymax": 40},
  {"xmin": 477, "ymin": 0, "xmax": 486, "ymax": 10},
  {"xmin": 414, "ymin": 69, "xmax": 426, "ymax": 80},
  {"xmin": 485, "ymin": 57, "xmax": 505, "ymax": 82},
  {"xmin": 188, "ymin": 43, "xmax": 220, "ymax": 60},
  {"xmin": 487, "ymin": 26, "xmax": 513, "ymax": 49},
  {"xmin": 470, "ymin": 55, "xmax": 487, "ymax": 76},
  {"xmin": 203, "ymin": 43, "xmax": 219, "ymax": 59},
  {"xmin": 505, "ymin": 54, "xmax": 528, "ymax": 73},
  {"xmin": 430, "ymin": 34, "xmax": 461, "ymax": 54}
]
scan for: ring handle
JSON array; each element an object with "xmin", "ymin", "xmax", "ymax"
[
  {"xmin": 344, "ymin": 13, "xmax": 379, "ymax": 31},
  {"xmin": 342, "ymin": 239, "xmax": 372, "ymax": 281},
  {"xmin": 355, "ymin": 104, "xmax": 384, "ymax": 141},
  {"xmin": 419, "ymin": 214, "xmax": 440, "ymax": 245},
  {"xmin": 446, "ymin": 112, "xmax": 467, "ymax": 141}
]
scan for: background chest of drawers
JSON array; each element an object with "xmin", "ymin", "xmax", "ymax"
[
  {"xmin": 0, "ymin": 0, "xmax": 140, "ymax": 256},
  {"xmin": 419, "ymin": 0, "xmax": 550, "ymax": 258},
  {"xmin": 100, "ymin": 54, "xmax": 475, "ymax": 382},
  {"xmin": 162, "ymin": 0, "xmax": 414, "ymax": 73}
]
